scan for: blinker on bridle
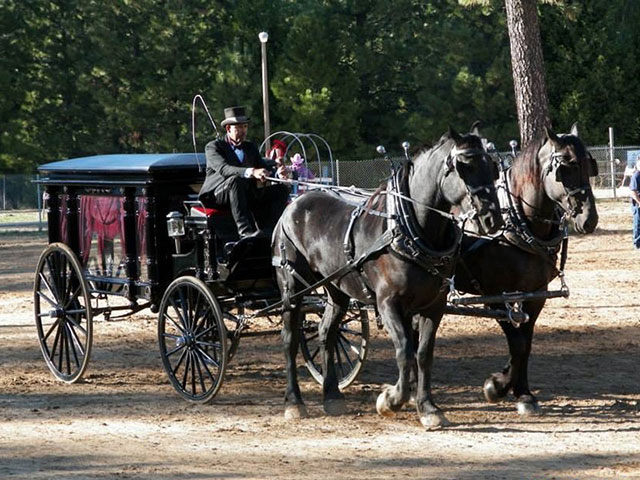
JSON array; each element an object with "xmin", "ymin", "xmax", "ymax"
[{"xmin": 543, "ymin": 147, "xmax": 594, "ymax": 218}]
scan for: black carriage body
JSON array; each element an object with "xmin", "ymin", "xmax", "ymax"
[{"xmin": 38, "ymin": 153, "xmax": 207, "ymax": 309}]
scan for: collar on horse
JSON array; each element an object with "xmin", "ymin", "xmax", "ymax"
[
  {"xmin": 495, "ymin": 154, "xmax": 569, "ymax": 269},
  {"xmin": 385, "ymin": 165, "xmax": 462, "ymax": 276}
]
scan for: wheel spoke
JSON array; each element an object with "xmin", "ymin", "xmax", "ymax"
[
  {"xmin": 194, "ymin": 347, "xmax": 217, "ymax": 382},
  {"xmin": 163, "ymin": 311, "xmax": 186, "ymax": 336},
  {"xmin": 37, "ymin": 290, "xmax": 59, "ymax": 309},
  {"xmin": 38, "ymin": 273, "xmax": 59, "ymax": 307},
  {"xmin": 195, "ymin": 345, "xmax": 221, "ymax": 369},
  {"xmin": 44, "ymin": 256, "xmax": 62, "ymax": 301},
  {"xmin": 192, "ymin": 351, "xmax": 208, "ymax": 394},
  {"xmin": 64, "ymin": 285, "xmax": 83, "ymax": 310},
  {"xmin": 165, "ymin": 297, "xmax": 187, "ymax": 333},
  {"xmin": 171, "ymin": 347, "xmax": 188, "ymax": 374},
  {"xmin": 42, "ymin": 318, "xmax": 61, "ymax": 342},
  {"xmin": 57, "ymin": 320, "xmax": 67, "ymax": 373},
  {"xmin": 194, "ymin": 323, "xmax": 218, "ymax": 340},
  {"xmin": 48, "ymin": 320, "xmax": 62, "ymax": 362},
  {"xmin": 64, "ymin": 314, "xmax": 87, "ymax": 336},
  {"xmin": 191, "ymin": 290, "xmax": 203, "ymax": 332},
  {"xmin": 63, "ymin": 322, "xmax": 73, "ymax": 374},
  {"xmin": 65, "ymin": 320, "xmax": 86, "ymax": 359},
  {"xmin": 337, "ymin": 335, "xmax": 356, "ymax": 369},
  {"xmin": 175, "ymin": 287, "xmax": 190, "ymax": 331},
  {"xmin": 180, "ymin": 351, "xmax": 192, "ymax": 391},
  {"xmin": 164, "ymin": 342, "xmax": 186, "ymax": 358},
  {"xmin": 193, "ymin": 304, "xmax": 213, "ymax": 336}
]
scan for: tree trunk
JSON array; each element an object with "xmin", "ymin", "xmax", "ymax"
[{"xmin": 504, "ymin": 0, "xmax": 551, "ymax": 147}]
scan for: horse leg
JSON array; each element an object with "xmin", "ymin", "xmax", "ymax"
[
  {"xmin": 484, "ymin": 299, "xmax": 544, "ymax": 415},
  {"xmin": 282, "ymin": 304, "xmax": 308, "ymax": 420},
  {"xmin": 318, "ymin": 289, "xmax": 350, "ymax": 416},
  {"xmin": 375, "ymin": 299, "xmax": 414, "ymax": 417},
  {"xmin": 414, "ymin": 313, "xmax": 449, "ymax": 429}
]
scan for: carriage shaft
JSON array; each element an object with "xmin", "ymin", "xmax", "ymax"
[{"xmin": 449, "ymin": 289, "xmax": 569, "ymax": 306}]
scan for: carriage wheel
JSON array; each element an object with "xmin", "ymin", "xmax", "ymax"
[
  {"xmin": 158, "ymin": 276, "xmax": 227, "ymax": 403},
  {"xmin": 34, "ymin": 243, "xmax": 93, "ymax": 383},
  {"xmin": 300, "ymin": 304, "xmax": 370, "ymax": 390}
]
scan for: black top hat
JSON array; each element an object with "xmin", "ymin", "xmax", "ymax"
[{"xmin": 221, "ymin": 106, "xmax": 250, "ymax": 127}]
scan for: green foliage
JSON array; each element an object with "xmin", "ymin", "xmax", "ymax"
[{"xmin": 0, "ymin": 0, "xmax": 638, "ymax": 173}]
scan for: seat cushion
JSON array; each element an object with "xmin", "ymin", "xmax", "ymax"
[{"xmin": 190, "ymin": 206, "xmax": 231, "ymax": 217}]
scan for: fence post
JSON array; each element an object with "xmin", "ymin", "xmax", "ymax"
[
  {"xmin": 609, "ymin": 127, "xmax": 617, "ymax": 199},
  {"xmin": 336, "ymin": 158, "xmax": 341, "ymax": 186},
  {"xmin": 2, "ymin": 175, "xmax": 5, "ymax": 210},
  {"xmin": 37, "ymin": 174, "xmax": 43, "ymax": 231}
]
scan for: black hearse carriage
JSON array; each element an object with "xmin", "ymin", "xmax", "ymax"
[{"xmin": 34, "ymin": 152, "xmax": 368, "ymax": 403}]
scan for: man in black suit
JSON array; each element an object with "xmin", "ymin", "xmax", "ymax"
[{"xmin": 198, "ymin": 106, "xmax": 289, "ymax": 238}]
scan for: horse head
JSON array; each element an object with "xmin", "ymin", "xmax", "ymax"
[
  {"xmin": 539, "ymin": 124, "xmax": 599, "ymax": 233},
  {"xmin": 436, "ymin": 127, "xmax": 503, "ymax": 235}
]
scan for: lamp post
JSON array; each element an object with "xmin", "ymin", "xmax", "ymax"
[{"xmin": 259, "ymin": 31, "xmax": 271, "ymax": 152}]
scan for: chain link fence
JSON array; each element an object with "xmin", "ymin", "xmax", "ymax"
[
  {"xmin": 0, "ymin": 174, "xmax": 42, "ymax": 210},
  {"xmin": 334, "ymin": 146, "xmax": 639, "ymax": 194},
  {"xmin": 1, "ymin": 144, "xmax": 637, "ymax": 214}
]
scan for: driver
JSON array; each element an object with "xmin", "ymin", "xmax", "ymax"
[{"xmin": 198, "ymin": 106, "xmax": 289, "ymax": 238}]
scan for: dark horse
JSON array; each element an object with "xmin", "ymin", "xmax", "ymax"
[
  {"xmin": 273, "ymin": 128, "xmax": 503, "ymax": 428},
  {"xmin": 452, "ymin": 124, "xmax": 599, "ymax": 414}
]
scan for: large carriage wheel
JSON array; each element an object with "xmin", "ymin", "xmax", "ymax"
[
  {"xmin": 34, "ymin": 243, "xmax": 93, "ymax": 383},
  {"xmin": 158, "ymin": 276, "xmax": 227, "ymax": 403},
  {"xmin": 300, "ymin": 302, "xmax": 370, "ymax": 390}
]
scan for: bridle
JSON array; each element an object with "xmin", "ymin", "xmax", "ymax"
[
  {"xmin": 442, "ymin": 145, "xmax": 497, "ymax": 218},
  {"xmin": 541, "ymin": 145, "xmax": 595, "ymax": 220}
]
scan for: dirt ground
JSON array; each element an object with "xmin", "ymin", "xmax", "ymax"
[{"xmin": 1, "ymin": 199, "xmax": 639, "ymax": 480}]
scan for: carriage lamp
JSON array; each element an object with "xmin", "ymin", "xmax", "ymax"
[{"xmin": 166, "ymin": 211, "xmax": 185, "ymax": 254}]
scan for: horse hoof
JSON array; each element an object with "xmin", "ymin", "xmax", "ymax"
[
  {"xmin": 324, "ymin": 398, "xmax": 348, "ymax": 416},
  {"xmin": 483, "ymin": 376, "xmax": 502, "ymax": 403},
  {"xmin": 284, "ymin": 404, "xmax": 308, "ymax": 421},
  {"xmin": 517, "ymin": 399, "xmax": 541, "ymax": 416},
  {"xmin": 420, "ymin": 411, "xmax": 450, "ymax": 429},
  {"xmin": 376, "ymin": 391, "xmax": 395, "ymax": 417}
]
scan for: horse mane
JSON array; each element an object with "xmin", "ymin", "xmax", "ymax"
[{"xmin": 509, "ymin": 136, "xmax": 546, "ymax": 196}]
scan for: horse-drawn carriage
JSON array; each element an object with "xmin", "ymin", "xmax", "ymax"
[
  {"xmin": 33, "ymin": 145, "xmax": 369, "ymax": 403},
  {"xmin": 33, "ymin": 124, "xmax": 598, "ymax": 427}
]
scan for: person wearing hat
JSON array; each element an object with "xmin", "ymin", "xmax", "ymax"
[{"xmin": 198, "ymin": 106, "xmax": 289, "ymax": 238}]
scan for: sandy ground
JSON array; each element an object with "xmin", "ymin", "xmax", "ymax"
[{"xmin": 1, "ymin": 199, "xmax": 639, "ymax": 479}]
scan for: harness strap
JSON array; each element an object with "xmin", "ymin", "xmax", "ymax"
[{"xmin": 264, "ymin": 227, "xmax": 396, "ymax": 318}]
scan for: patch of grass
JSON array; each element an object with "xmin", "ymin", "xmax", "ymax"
[{"xmin": 0, "ymin": 210, "xmax": 43, "ymax": 224}]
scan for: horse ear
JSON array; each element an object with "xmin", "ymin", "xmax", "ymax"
[
  {"xmin": 448, "ymin": 126, "xmax": 462, "ymax": 144},
  {"xmin": 544, "ymin": 125, "xmax": 561, "ymax": 145},
  {"xmin": 470, "ymin": 120, "xmax": 482, "ymax": 137},
  {"xmin": 570, "ymin": 122, "xmax": 579, "ymax": 137}
]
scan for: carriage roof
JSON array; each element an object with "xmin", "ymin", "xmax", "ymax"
[{"xmin": 37, "ymin": 153, "xmax": 206, "ymax": 186}]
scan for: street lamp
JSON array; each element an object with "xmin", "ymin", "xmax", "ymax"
[{"xmin": 259, "ymin": 31, "xmax": 270, "ymax": 152}]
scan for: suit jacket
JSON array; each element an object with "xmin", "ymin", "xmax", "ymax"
[{"xmin": 198, "ymin": 136, "xmax": 268, "ymax": 200}]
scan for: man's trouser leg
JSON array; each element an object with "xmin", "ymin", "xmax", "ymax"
[
  {"xmin": 250, "ymin": 184, "xmax": 290, "ymax": 231},
  {"xmin": 212, "ymin": 176, "xmax": 256, "ymax": 236},
  {"xmin": 633, "ymin": 205, "xmax": 640, "ymax": 249}
]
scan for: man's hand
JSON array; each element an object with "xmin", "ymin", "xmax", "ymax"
[{"xmin": 248, "ymin": 167, "xmax": 268, "ymax": 182}]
